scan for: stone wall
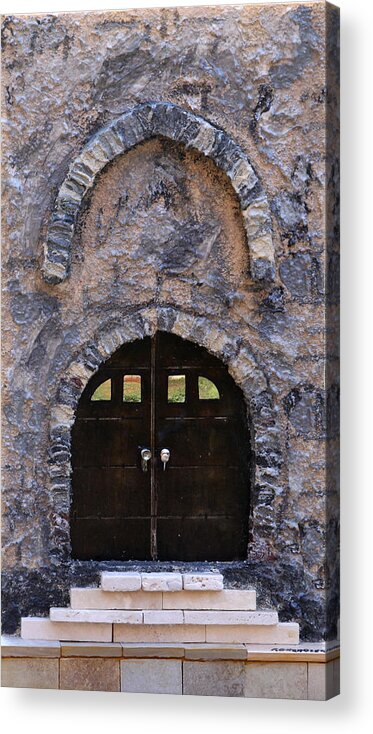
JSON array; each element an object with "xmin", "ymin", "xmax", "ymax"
[{"xmin": 1, "ymin": 2, "xmax": 340, "ymax": 640}]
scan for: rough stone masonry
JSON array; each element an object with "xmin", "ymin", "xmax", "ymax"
[{"xmin": 1, "ymin": 2, "xmax": 340, "ymax": 640}]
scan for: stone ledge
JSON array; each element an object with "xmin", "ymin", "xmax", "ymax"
[
  {"xmin": 70, "ymin": 587, "xmax": 256, "ymax": 611},
  {"xmin": 100, "ymin": 571, "xmax": 223, "ymax": 592},
  {"xmin": 2, "ymin": 636, "xmax": 340, "ymax": 664},
  {"xmin": 1, "ymin": 636, "xmax": 61, "ymax": 658}
]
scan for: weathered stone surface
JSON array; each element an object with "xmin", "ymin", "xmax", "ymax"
[
  {"xmin": 101, "ymin": 572, "xmax": 141, "ymax": 592},
  {"xmin": 1, "ymin": 2, "xmax": 339, "ymax": 646},
  {"xmin": 244, "ymin": 662, "xmax": 308, "ymax": 699},
  {"xmin": 1, "ymin": 658, "xmax": 59, "ymax": 689},
  {"xmin": 120, "ymin": 659, "xmax": 182, "ymax": 694},
  {"xmin": 183, "ymin": 660, "xmax": 245, "ymax": 697},
  {"xmin": 60, "ymin": 657, "xmax": 120, "ymax": 692},
  {"xmin": 162, "ymin": 590, "xmax": 256, "ymax": 611},
  {"xmin": 183, "ymin": 573, "xmax": 224, "ymax": 591},
  {"xmin": 70, "ymin": 588, "xmax": 162, "ymax": 610}
]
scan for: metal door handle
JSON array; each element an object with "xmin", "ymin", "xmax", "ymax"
[
  {"xmin": 141, "ymin": 448, "xmax": 151, "ymax": 472},
  {"xmin": 160, "ymin": 448, "xmax": 170, "ymax": 470}
]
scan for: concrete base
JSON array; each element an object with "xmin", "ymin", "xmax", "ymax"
[{"xmin": 1, "ymin": 637, "xmax": 340, "ymax": 700}]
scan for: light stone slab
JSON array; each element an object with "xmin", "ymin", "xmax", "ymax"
[
  {"xmin": 1, "ymin": 658, "xmax": 59, "ymax": 689},
  {"xmin": 50, "ymin": 608, "xmax": 142, "ymax": 624},
  {"xmin": 183, "ymin": 573, "xmax": 224, "ymax": 591},
  {"xmin": 101, "ymin": 572, "xmax": 141, "ymax": 592},
  {"xmin": 206, "ymin": 623, "xmax": 299, "ymax": 645},
  {"xmin": 184, "ymin": 610, "xmax": 278, "ymax": 625},
  {"xmin": 114, "ymin": 624, "xmax": 205, "ymax": 643},
  {"xmin": 21, "ymin": 617, "xmax": 112, "ymax": 642},
  {"xmin": 70, "ymin": 588, "xmax": 162, "ymax": 610},
  {"xmin": 141, "ymin": 572, "xmax": 182, "ymax": 592},
  {"xmin": 183, "ymin": 660, "xmax": 245, "ymax": 697},
  {"xmin": 143, "ymin": 610, "xmax": 184, "ymax": 625},
  {"xmin": 162, "ymin": 589, "xmax": 256, "ymax": 611},
  {"xmin": 244, "ymin": 662, "xmax": 308, "ymax": 699},
  {"xmin": 121, "ymin": 659, "xmax": 182, "ymax": 694}
]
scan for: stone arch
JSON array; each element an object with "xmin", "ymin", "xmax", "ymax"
[
  {"xmin": 42, "ymin": 102, "xmax": 275, "ymax": 285},
  {"xmin": 47, "ymin": 305, "xmax": 277, "ymax": 563}
]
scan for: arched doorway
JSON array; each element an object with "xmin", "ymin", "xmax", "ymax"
[{"xmin": 71, "ymin": 332, "xmax": 251, "ymax": 561}]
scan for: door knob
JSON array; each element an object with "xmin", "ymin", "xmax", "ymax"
[
  {"xmin": 160, "ymin": 448, "xmax": 170, "ymax": 470},
  {"xmin": 140, "ymin": 448, "xmax": 151, "ymax": 472}
]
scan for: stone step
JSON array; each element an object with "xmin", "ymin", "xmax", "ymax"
[
  {"xmin": 101, "ymin": 571, "xmax": 224, "ymax": 592},
  {"xmin": 70, "ymin": 588, "xmax": 256, "ymax": 611},
  {"xmin": 113, "ymin": 622, "xmax": 299, "ymax": 645},
  {"xmin": 21, "ymin": 617, "xmax": 112, "ymax": 642},
  {"xmin": 21, "ymin": 617, "xmax": 299, "ymax": 645},
  {"xmin": 50, "ymin": 608, "xmax": 275, "ymax": 625}
]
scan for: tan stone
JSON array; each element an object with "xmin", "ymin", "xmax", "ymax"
[
  {"xmin": 184, "ymin": 610, "xmax": 277, "ymax": 625},
  {"xmin": 183, "ymin": 660, "xmax": 245, "ymax": 697},
  {"xmin": 70, "ymin": 588, "xmax": 162, "ymax": 610},
  {"xmin": 50, "ymin": 608, "xmax": 142, "ymax": 624},
  {"xmin": 1, "ymin": 658, "xmax": 59, "ymax": 689},
  {"xmin": 143, "ymin": 610, "xmax": 184, "ymax": 625},
  {"xmin": 60, "ymin": 657, "xmax": 120, "ymax": 691},
  {"xmin": 244, "ymin": 662, "xmax": 307, "ymax": 700},
  {"xmin": 121, "ymin": 659, "xmax": 182, "ymax": 694},
  {"xmin": 206, "ymin": 622, "xmax": 299, "ymax": 644},
  {"xmin": 114, "ymin": 624, "xmax": 205, "ymax": 643},
  {"xmin": 162, "ymin": 590, "xmax": 256, "ymax": 611},
  {"xmin": 21, "ymin": 617, "xmax": 112, "ymax": 642}
]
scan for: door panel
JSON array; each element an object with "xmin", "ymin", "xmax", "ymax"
[
  {"xmin": 71, "ymin": 519, "xmax": 151, "ymax": 560},
  {"xmin": 71, "ymin": 332, "xmax": 250, "ymax": 561},
  {"xmin": 157, "ymin": 517, "xmax": 249, "ymax": 562},
  {"xmin": 157, "ymin": 467, "xmax": 247, "ymax": 517},
  {"xmin": 72, "ymin": 468, "xmax": 150, "ymax": 518}
]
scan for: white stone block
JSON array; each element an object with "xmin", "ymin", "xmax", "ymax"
[
  {"xmin": 163, "ymin": 589, "xmax": 256, "ymax": 611},
  {"xmin": 21, "ymin": 617, "xmax": 112, "ymax": 642},
  {"xmin": 141, "ymin": 573, "xmax": 182, "ymax": 592},
  {"xmin": 206, "ymin": 623, "xmax": 299, "ymax": 645},
  {"xmin": 183, "ymin": 573, "xmax": 224, "ymax": 591},
  {"xmin": 184, "ymin": 610, "xmax": 278, "ymax": 626},
  {"xmin": 101, "ymin": 572, "xmax": 141, "ymax": 592},
  {"xmin": 143, "ymin": 610, "xmax": 184, "ymax": 625},
  {"xmin": 50, "ymin": 608, "xmax": 142, "ymax": 624},
  {"xmin": 121, "ymin": 659, "xmax": 182, "ymax": 695},
  {"xmin": 70, "ymin": 588, "xmax": 162, "ymax": 610},
  {"xmin": 114, "ymin": 624, "xmax": 205, "ymax": 643}
]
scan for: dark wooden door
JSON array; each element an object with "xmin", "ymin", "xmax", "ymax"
[{"xmin": 71, "ymin": 333, "xmax": 250, "ymax": 561}]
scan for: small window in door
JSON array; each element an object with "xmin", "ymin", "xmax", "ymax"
[
  {"xmin": 91, "ymin": 379, "xmax": 112, "ymax": 401},
  {"xmin": 168, "ymin": 375, "xmax": 186, "ymax": 403},
  {"xmin": 198, "ymin": 376, "xmax": 220, "ymax": 400},
  {"xmin": 123, "ymin": 375, "xmax": 142, "ymax": 402}
]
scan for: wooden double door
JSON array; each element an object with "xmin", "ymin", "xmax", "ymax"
[{"xmin": 71, "ymin": 332, "xmax": 250, "ymax": 561}]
